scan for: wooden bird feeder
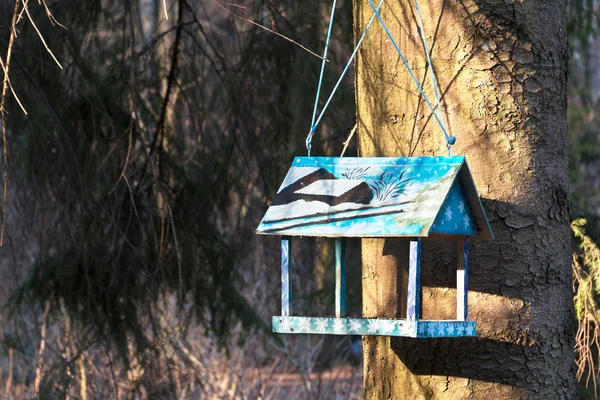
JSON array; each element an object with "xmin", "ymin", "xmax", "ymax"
[{"xmin": 257, "ymin": 156, "xmax": 493, "ymax": 338}]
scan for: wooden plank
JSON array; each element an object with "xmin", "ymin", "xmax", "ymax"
[
  {"xmin": 272, "ymin": 316, "xmax": 476, "ymax": 338},
  {"xmin": 281, "ymin": 238, "xmax": 291, "ymax": 316},
  {"xmin": 335, "ymin": 238, "xmax": 346, "ymax": 318},
  {"xmin": 456, "ymin": 236, "xmax": 468, "ymax": 321},
  {"xmin": 407, "ymin": 238, "xmax": 422, "ymax": 321}
]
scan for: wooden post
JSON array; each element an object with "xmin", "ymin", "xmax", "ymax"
[
  {"xmin": 407, "ymin": 238, "xmax": 421, "ymax": 321},
  {"xmin": 457, "ymin": 236, "xmax": 469, "ymax": 321},
  {"xmin": 281, "ymin": 237, "xmax": 291, "ymax": 316},
  {"xmin": 335, "ymin": 238, "xmax": 347, "ymax": 318}
]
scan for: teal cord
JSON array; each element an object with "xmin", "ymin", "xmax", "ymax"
[
  {"xmin": 306, "ymin": 0, "xmax": 455, "ymax": 156},
  {"xmin": 414, "ymin": 0, "xmax": 455, "ymax": 153},
  {"xmin": 366, "ymin": 0, "xmax": 449, "ymax": 144},
  {"xmin": 311, "ymin": 0, "xmax": 385, "ymax": 136},
  {"xmin": 307, "ymin": 0, "xmax": 337, "ymax": 157}
]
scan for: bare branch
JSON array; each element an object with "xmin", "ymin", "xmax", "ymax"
[
  {"xmin": 24, "ymin": 4, "xmax": 63, "ymax": 69},
  {"xmin": 213, "ymin": 1, "xmax": 327, "ymax": 61},
  {"xmin": 0, "ymin": 56, "xmax": 27, "ymax": 115},
  {"xmin": 0, "ymin": 0, "xmax": 21, "ymax": 246},
  {"xmin": 340, "ymin": 124, "xmax": 357, "ymax": 157},
  {"xmin": 40, "ymin": 0, "xmax": 67, "ymax": 28}
]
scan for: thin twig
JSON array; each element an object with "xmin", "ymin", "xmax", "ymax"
[
  {"xmin": 163, "ymin": 0, "xmax": 169, "ymax": 20},
  {"xmin": 340, "ymin": 124, "xmax": 357, "ymax": 157},
  {"xmin": 0, "ymin": 57, "xmax": 27, "ymax": 115},
  {"xmin": 215, "ymin": 1, "xmax": 247, "ymax": 9},
  {"xmin": 4, "ymin": 348, "xmax": 13, "ymax": 396},
  {"xmin": 16, "ymin": 0, "xmax": 29, "ymax": 24},
  {"xmin": 213, "ymin": 1, "xmax": 327, "ymax": 61},
  {"xmin": 108, "ymin": 126, "xmax": 133, "ymax": 194},
  {"xmin": 0, "ymin": 0, "xmax": 20, "ymax": 246},
  {"xmin": 41, "ymin": 0, "xmax": 67, "ymax": 29},
  {"xmin": 33, "ymin": 302, "xmax": 51, "ymax": 397},
  {"xmin": 166, "ymin": 202, "xmax": 183, "ymax": 305},
  {"xmin": 24, "ymin": 4, "xmax": 63, "ymax": 69}
]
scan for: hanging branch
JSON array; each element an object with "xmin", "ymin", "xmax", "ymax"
[
  {"xmin": 0, "ymin": 0, "xmax": 65, "ymax": 246},
  {"xmin": 0, "ymin": 1, "xmax": 21, "ymax": 246}
]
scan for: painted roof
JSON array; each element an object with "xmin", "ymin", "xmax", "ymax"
[{"xmin": 256, "ymin": 156, "xmax": 493, "ymax": 239}]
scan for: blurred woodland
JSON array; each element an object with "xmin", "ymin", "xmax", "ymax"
[{"xmin": 0, "ymin": 0, "xmax": 598, "ymax": 398}]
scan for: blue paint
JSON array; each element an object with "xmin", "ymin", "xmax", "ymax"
[
  {"xmin": 335, "ymin": 238, "xmax": 346, "ymax": 318},
  {"xmin": 281, "ymin": 238, "xmax": 291, "ymax": 316},
  {"xmin": 431, "ymin": 182, "xmax": 478, "ymax": 235},
  {"xmin": 415, "ymin": 320, "xmax": 476, "ymax": 338},
  {"xmin": 407, "ymin": 239, "xmax": 422, "ymax": 321},
  {"xmin": 257, "ymin": 157, "xmax": 494, "ymax": 339},
  {"xmin": 272, "ymin": 316, "xmax": 416, "ymax": 336},
  {"xmin": 290, "ymin": 156, "xmax": 464, "ymax": 167},
  {"xmin": 257, "ymin": 156, "xmax": 491, "ymax": 237},
  {"xmin": 272, "ymin": 317, "xmax": 476, "ymax": 338}
]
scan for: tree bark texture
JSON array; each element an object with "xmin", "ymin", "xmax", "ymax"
[{"xmin": 354, "ymin": 0, "xmax": 577, "ymax": 398}]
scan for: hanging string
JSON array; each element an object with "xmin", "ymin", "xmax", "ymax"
[
  {"xmin": 307, "ymin": 0, "xmax": 455, "ymax": 156},
  {"xmin": 310, "ymin": 0, "xmax": 385, "ymax": 139},
  {"xmin": 366, "ymin": 0, "xmax": 451, "ymax": 150},
  {"xmin": 413, "ymin": 0, "xmax": 455, "ymax": 154},
  {"xmin": 307, "ymin": 0, "xmax": 337, "ymax": 157}
]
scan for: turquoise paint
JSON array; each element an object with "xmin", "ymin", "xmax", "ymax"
[
  {"xmin": 431, "ymin": 182, "xmax": 477, "ymax": 235},
  {"xmin": 272, "ymin": 316, "xmax": 476, "ymax": 338},
  {"xmin": 335, "ymin": 239, "xmax": 346, "ymax": 318},
  {"xmin": 281, "ymin": 238, "xmax": 291, "ymax": 316},
  {"xmin": 259, "ymin": 156, "xmax": 494, "ymax": 339},
  {"xmin": 256, "ymin": 156, "xmax": 491, "ymax": 238}
]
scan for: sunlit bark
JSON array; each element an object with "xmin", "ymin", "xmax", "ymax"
[{"xmin": 354, "ymin": 0, "xmax": 577, "ymax": 398}]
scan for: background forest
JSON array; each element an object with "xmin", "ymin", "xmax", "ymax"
[{"xmin": 0, "ymin": 0, "xmax": 599, "ymax": 398}]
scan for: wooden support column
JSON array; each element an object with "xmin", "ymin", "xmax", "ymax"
[
  {"xmin": 335, "ymin": 238, "xmax": 347, "ymax": 318},
  {"xmin": 407, "ymin": 238, "xmax": 421, "ymax": 321},
  {"xmin": 281, "ymin": 237, "xmax": 291, "ymax": 316},
  {"xmin": 457, "ymin": 236, "xmax": 469, "ymax": 321}
]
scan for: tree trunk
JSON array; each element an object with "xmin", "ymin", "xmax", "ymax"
[{"xmin": 354, "ymin": 0, "xmax": 577, "ymax": 398}]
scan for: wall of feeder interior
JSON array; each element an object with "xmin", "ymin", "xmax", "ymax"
[
  {"xmin": 273, "ymin": 236, "xmax": 475, "ymax": 338},
  {"xmin": 278, "ymin": 237, "xmax": 354, "ymax": 319},
  {"xmin": 404, "ymin": 237, "xmax": 470, "ymax": 323}
]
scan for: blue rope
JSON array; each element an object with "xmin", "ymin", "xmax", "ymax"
[
  {"xmin": 366, "ymin": 0, "xmax": 449, "ymax": 147},
  {"xmin": 311, "ymin": 0, "xmax": 385, "ymax": 136},
  {"xmin": 413, "ymin": 0, "xmax": 455, "ymax": 153},
  {"xmin": 307, "ymin": 0, "xmax": 337, "ymax": 157},
  {"xmin": 306, "ymin": 0, "xmax": 455, "ymax": 156}
]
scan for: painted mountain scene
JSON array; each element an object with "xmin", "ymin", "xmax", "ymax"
[{"xmin": 256, "ymin": 156, "xmax": 483, "ymax": 237}]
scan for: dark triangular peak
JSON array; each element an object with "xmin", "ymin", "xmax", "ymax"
[
  {"xmin": 256, "ymin": 156, "xmax": 493, "ymax": 238},
  {"xmin": 271, "ymin": 168, "xmax": 373, "ymax": 207}
]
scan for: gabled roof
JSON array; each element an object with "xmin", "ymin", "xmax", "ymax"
[{"xmin": 256, "ymin": 156, "xmax": 493, "ymax": 239}]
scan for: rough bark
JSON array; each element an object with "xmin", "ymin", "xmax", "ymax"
[{"xmin": 354, "ymin": 0, "xmax": 577, "ymax": 398}]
